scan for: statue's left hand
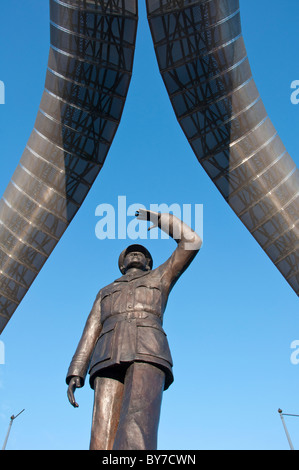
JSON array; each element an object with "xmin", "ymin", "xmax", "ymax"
[{"xmin": 67, "ymin": 376, "xmax": 82, "ymax": 408}]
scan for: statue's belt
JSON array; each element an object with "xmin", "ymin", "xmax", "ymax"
[{"xmin": 101, "ymin": 311, "xmax": 163, "ymax": 332}]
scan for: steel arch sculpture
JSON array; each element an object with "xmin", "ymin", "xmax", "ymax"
[
  {"xmin": 0, "ymin": 0, "xmax": 298, "ymax": 333},
  {"xmin": 147, "ymin": 0, "xmax": 299, "ymax": 296},
  {"xmin": 0, "ymin": 0, "xmax": 138, "ymax": 332}
]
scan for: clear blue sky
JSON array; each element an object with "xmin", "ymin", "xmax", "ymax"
[{"xmin": 0, "ymin": 0, "xmax": 298, "ymax": 450}]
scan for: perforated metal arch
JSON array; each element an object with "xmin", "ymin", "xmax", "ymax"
[
  {"xmin": 0, "ymin": 0, "xmax": 138, "ymax": 333},
  {"xmin": 147, "ymin": 0, "xmax": 299, "ymax": 295}
]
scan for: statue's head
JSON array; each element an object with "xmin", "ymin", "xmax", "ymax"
[{"xmin": 118, "ymin": 244, "xmax": 153, "ymax": 275}]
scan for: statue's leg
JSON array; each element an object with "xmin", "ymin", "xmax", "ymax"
[
  {"xmin": 90, "ymin": 375, "xmax": 124, "ymax": 450},
  {"xmin": 112, "ymin": 362, "xmax": 165, "ymax": 450}
]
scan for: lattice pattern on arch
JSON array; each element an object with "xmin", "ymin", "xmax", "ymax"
[
  {"xmin": 0, "ymin": 0, "xmax": 138, "ymax": 332},
  {"xmin": 147, "ymin": 0, "xmax": 299, "ymax": 295}
]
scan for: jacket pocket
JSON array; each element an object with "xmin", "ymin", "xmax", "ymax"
[
  {"xmin": 90, "ymin": 326, "xmax": 115, "ymax": 366},
  {"xmin": 101, "ymin": 288, "xmax": 122, "ymax": 321},
  {"xmin": 135, "ymin": 284, "xmax": 162, "ymax": 312},
  {"xmin": 136, "ymin": 325, "xmax": 173, "ymax": 366}
]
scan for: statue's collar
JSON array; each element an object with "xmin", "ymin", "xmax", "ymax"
[{"xmin": 114, "ymin": 269, "xmax": 151, "ymax": 283}]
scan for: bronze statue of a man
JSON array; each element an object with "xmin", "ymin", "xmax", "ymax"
[{"xmin": 66, "ymin": 209, "xmax": 202, "ymax": 450}]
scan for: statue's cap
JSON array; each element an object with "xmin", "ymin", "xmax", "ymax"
[{"xmin": 118, "ymin": 244, "xmax": 153, "ymax": 274}]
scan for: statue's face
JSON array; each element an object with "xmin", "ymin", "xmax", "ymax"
[{"xmin": 123, "ymin": 251, "xmax": 148, "ymax": 273}]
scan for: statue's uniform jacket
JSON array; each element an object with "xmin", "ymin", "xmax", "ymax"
[{"xmin": 66, "ymin": 241, "xmax": 199, "ymax": 391}]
